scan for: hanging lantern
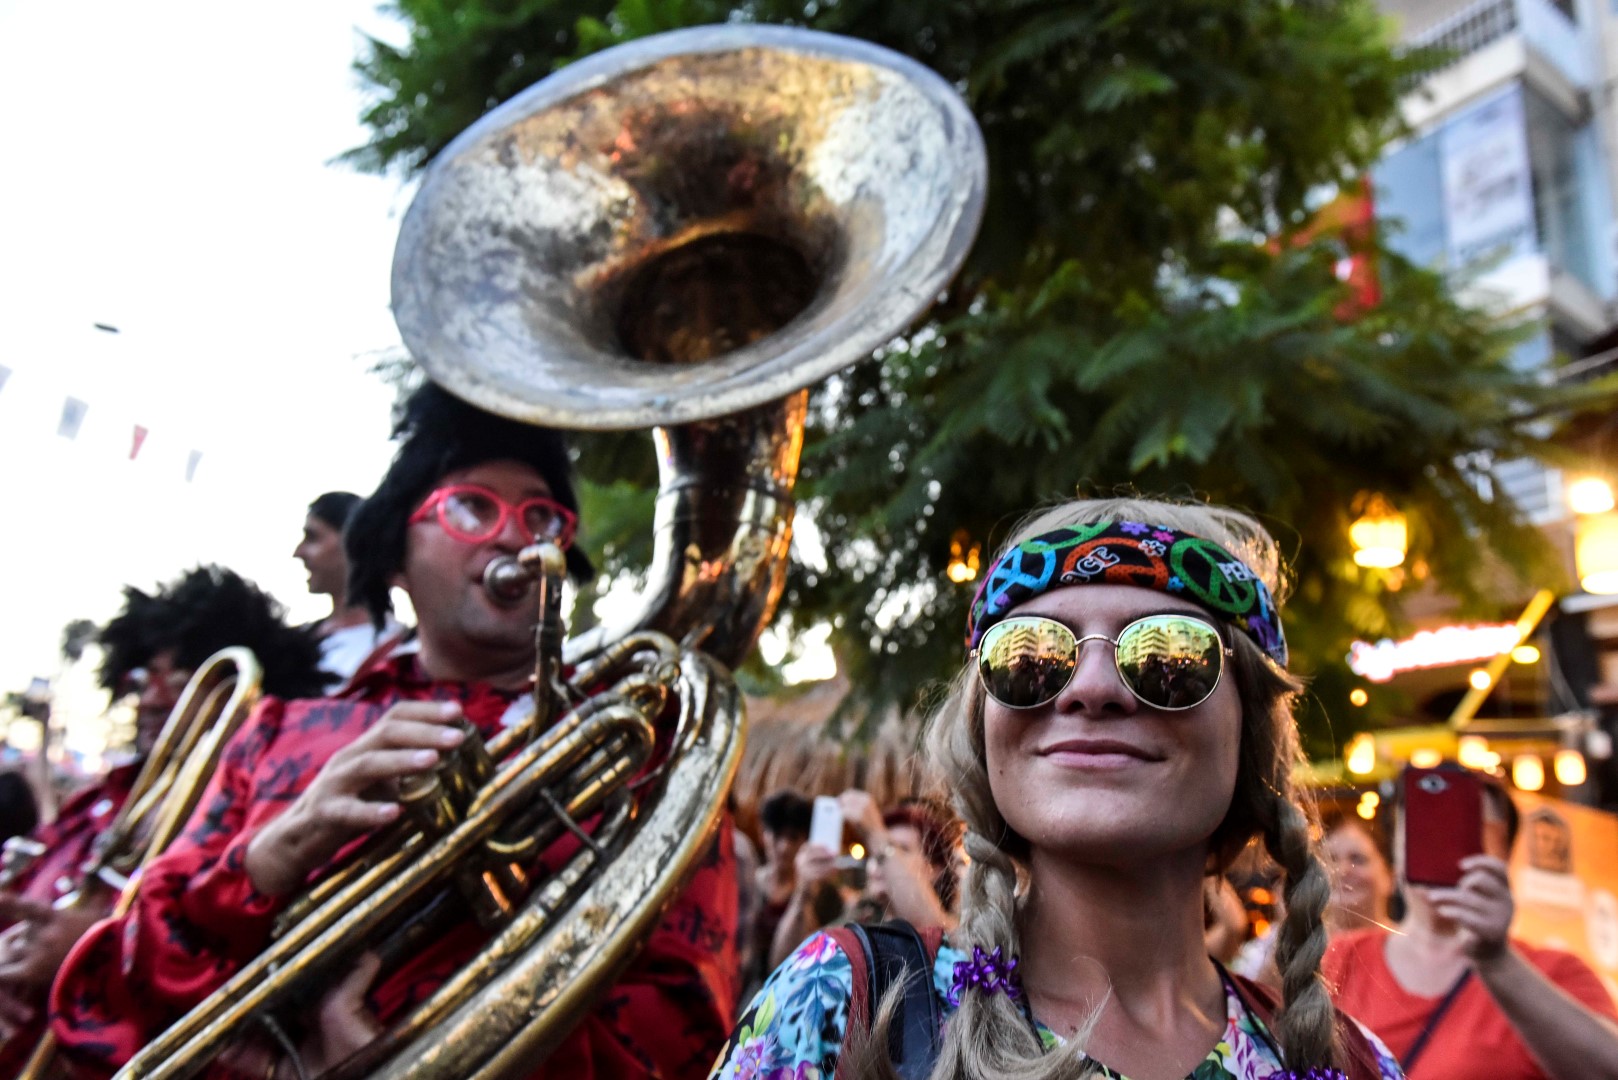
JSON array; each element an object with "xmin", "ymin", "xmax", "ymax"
[
  {"xmin": 1512, "ymin": 754, "xmax": 1546, "ymax": 792},
  {"xmin": 1576, "ymin": 512, "xmax": 1618, "ymax": 594},
  {"xmin": 1569, "ymin": 476, "xmax": 1616, "ymax": 516},
  {"xmin": 1410, "ymin": 747, "xmax": 1443, "ymax": 769},
  {"xmin": 1458, "ymin": 735, "xmax": 1496, "ymax": 771},
  {"xmin": 1555, "ymin": 748, "xmax": 1588, "ymax": 786},
  {"xmin": 946, "ymin": 529, "xmax": 981, "ymax": 584},
  {"xmin": 1345, "ymin": 732, "xmax": 1377, "ymax": 776},
  {"xmin": 1350, "ymin": 494, "xmax": 1408, "ymax": 569}
]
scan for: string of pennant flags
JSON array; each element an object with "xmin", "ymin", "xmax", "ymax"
[{"xmin": 0, "ymin": 362, "xmax": 204, "ymax": 482}]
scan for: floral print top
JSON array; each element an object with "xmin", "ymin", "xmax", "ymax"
[{"xmin": 709, "ymin": 931, "xmax": 1406, "ymax": 1080}]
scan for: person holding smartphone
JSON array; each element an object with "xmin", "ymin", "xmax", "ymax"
[
  {"xmin": 767, "ymin": 792, "xmax": 958, "ymax": 968},
  {"xmin": 1324, "ymin": 767, "xmax": 1618, "ymax": 1079}
]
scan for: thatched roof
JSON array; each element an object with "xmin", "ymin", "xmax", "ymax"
[{"xmin": 732, "ymin": 675, "xmax": 933, "ymax": 840}]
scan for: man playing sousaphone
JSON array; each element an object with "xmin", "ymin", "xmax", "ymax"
[
  {"xmin": 49, "ymin": 385, "xmax": 740, "ymax": 1078},
  {"xmin": 0, "ymin": 567, "xmax": 324, "ymax": 1077}
]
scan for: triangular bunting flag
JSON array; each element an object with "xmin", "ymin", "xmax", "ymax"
[
  {"xmin": 58, "ymin": 397, "xmax": 88, "ymax": 440},
  {"xmin": 185, "ymin": 449, "xmax": 203, "ymax": 482},
  {"xmin": 130, "ymin": 425, "xmax": 149, "ymax": 460}
]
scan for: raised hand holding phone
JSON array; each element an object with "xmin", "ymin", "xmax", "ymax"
[
  {"xmin": 809, "ymin": 795, "xmax": 843, "ymax": 853},
  {"xmin": 1403, "ymin": 766, "xmax": 1485, "ymax": 888}
]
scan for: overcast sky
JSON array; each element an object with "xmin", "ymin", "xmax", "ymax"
[{"xmin": 0, "ymin": 0, "xmax": 412, "ymax": 706}]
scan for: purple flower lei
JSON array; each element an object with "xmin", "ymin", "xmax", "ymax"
[
  {"xmin": 948, "ymin": 945, "xmax": 1023, "ymax": 1007},
  {"xmin": 1277, "ymin": 1071, "xmax": 1348, "ymax": 1080}
]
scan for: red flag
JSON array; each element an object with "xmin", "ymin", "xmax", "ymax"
[{"xmin": 130, "ymin": 425, "xmax": 149, "ymax": 460}]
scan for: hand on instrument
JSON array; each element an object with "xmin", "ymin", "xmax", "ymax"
[
  {"xmin": 299, "ymin": 951, "xmax": 385, "ymax": 1073},
  {"xmin": 216, "ymin": 956, "xmax": 384, "ymax": 1080},
  {"xmin": 1427, "ymin": 854, "xmax": 1514, "ymax": 964},
  {"xmin": 0, "ymin": 987, "xmax": 36, "ymax": 1040},
  {"xmin": 0, "ymin": 903, "xmax": 105, "ymax": 993},
  {"xmin": 0, "ymin": 893, "xmax": 51, "ymax": 926},
  {"xmin": 246, "ymin": 701, "xmax": 467, "ymax": 897}
]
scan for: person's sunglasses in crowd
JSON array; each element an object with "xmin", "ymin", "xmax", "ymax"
[
  {"xmin": 973, "ymin": 613, "xmax": 1234, "ymax": 711},
  {"xmin": 408, "ymin": 484, "xmax": 578, "ymax": 549}
]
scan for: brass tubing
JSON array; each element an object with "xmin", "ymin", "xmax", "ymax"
[
  {"xmin": 321, "ymin": 796, "xmax": 636, "ymax": 1080},
  {"xmin": 280, "ymin": 697, "xmax": 605, "ymax": 936},
  {"xmin": 568, "ymin": 632, "xmax": 681, "ymax": 691},
  {"xmin": 118, "ymin": 708, "xmax": 656, "ymax": 1080},
  {"xmin": 19, "ymin": 650, "xmax": 263, "ymax": 1080},
  {"xmin": 273, "ymin": 824, "xmax": 418, "ymax": 934},
  {"xmin": 377, "ymin": 655, "xmax": 741, "ymax": 1079},
  {"xmin": 123, "ymin": 832, "xmax": 429, "ymax": 1079},
  {"xmin": 470, "ymin": 686, "xmax": 665, "ymax": 816}
]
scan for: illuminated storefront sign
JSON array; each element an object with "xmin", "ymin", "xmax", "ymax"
[{"xmin": 1347, "ymin": 623, "xmax": 1521, "ymax": 683}]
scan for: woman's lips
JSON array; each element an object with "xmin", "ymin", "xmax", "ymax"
[{"xmin": 1037, "ymin": 739, "xmax": 1162, "ymax": 769}]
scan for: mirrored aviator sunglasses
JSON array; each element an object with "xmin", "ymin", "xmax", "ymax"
[{"xmin": 974, "ymin": 614, "xmax": 1233, "ymax": 712}]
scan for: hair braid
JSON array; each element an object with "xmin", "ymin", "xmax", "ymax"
[
  {"xmin": 1262, "ymin": 791, "xmax": 1340, "ymax": 1071},
  {"xmin": 915, "ymin": 675, "xmax": 1100, "ymax": 1080}
]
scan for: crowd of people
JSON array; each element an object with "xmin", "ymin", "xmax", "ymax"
[{"xmin": 0, "ymin": 394, "xmax": 1614, "ymax": 1078}]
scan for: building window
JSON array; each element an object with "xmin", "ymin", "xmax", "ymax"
[
  {"xmin": 1526, "ymin": 90, "xmax": 1598, "ymax": 293},
  {"xmin": 1372, "ymin": 83, "xmax": 1600, "ymax": 292}
]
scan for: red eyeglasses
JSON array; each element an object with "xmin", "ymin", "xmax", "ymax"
[{"xmin": 408, "ymin": 484, "xmax": 578, "ymax": 549}]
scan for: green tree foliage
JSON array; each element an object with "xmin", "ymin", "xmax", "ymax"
[{"xmin": 348, "ymin": 0, "xmax": 1618, "ymax": 755}]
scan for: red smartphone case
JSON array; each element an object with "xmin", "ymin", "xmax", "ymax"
[{"xmin": 1402, "ymin": 767, "xmax": 1484, "ymax": 887}]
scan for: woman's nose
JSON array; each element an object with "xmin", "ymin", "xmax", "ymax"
[{"xmin": 1053, "ymin": 638, "xmax": 1137, "ymax": 716}]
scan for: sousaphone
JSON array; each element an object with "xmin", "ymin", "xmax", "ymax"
[{"xmin": 119, "ymin": 25, "xmax": 985, "ymax": 1080}]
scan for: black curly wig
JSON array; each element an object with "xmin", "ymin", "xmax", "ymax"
[
  {"xmin": 345, "ymin": 383, "xmax": 594, "ymax": 628},
  {"xmin": 97, "ymin": 565, "xmax": 326, "ymax": 700}
]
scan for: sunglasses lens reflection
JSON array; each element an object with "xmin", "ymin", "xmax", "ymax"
[
  {"xmin": 977, "ymin": 619, "xmax": 1078, "ymax": 709},
  {"xmin": 1115, "ymin": 616, "xmax": 1223, "ymax": 710},
  {"xmin": 978, "ymin": 615, "xmax": 1224, "ymax": 710}
]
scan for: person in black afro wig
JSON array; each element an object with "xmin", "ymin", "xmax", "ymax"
[
  {"xmin": 345, "ymin": 383, "xmax": 594, "ymax": 628},
  {"xmin": 97, "ymin": 565, "xmax": 326, "ymax": 702}
]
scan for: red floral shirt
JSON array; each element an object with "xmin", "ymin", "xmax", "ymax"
[{"xmin": 49, "ymin": 654, "xmax": 737, "ymax": 1078}]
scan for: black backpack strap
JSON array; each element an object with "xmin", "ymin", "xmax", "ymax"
[{"xmin": 858, "ymin": 920, "xmax": 944, "ymax": 1080}]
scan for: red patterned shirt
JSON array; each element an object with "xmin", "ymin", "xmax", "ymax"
[
  {"xmin": 0, "ymin": 765, "xmax": 139, "ymax": 1077},
  {"xmin": 3, "ymin": 764, "xmax": 139, "ymax": 918},
  {"xmin": 50, "ymin": 654, "xmax": 737, "ymax": 1078}
]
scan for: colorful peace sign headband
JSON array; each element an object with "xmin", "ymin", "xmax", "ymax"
[{"xmin": 966, "ymin": 520, "xmax": 1288, "ymax": 667}]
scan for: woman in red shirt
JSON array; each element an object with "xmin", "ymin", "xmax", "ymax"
[{"xmin": 1324, "ymin": 772, "xmax": 1618, "ymax": 1079}]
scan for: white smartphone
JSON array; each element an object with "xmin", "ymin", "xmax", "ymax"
[{"xmin": 809, "ymin": 795, "xmax": 843, "ymax": 851}]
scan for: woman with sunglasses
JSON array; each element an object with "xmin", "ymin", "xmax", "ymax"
[{"xmin": 709, "ymin": 497, "xmax": 1403, "ymax": 1080}]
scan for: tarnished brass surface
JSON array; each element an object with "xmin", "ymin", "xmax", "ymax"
[
  {"xmin": 393, "ymin": 25, "xmax": 985, "ymax": 433},
  {"xmin": 378, "ymin": 652, "xmax": 742, "ymax": 1080}
]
